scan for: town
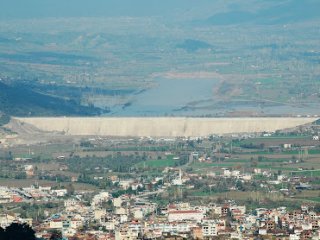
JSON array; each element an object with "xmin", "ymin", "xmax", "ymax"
[{"xmin": 1, "ymin": 121, "xmax": 320, "ymax": 239}]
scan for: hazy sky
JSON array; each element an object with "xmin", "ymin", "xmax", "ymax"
[
  {"xmin": 1, "ymin": 0, "xmax": 319, "ymax": 25},
  {"xmin": 0, "ymin": 0, "xmax": 215, "ymax": 19}
]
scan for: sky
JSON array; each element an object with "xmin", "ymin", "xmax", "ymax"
[
  {"xmin": 1, "ymin": 0, "xmax": 319, "ymax": 25},
  {"xmin": 0, "ymin": 0, "xmax": 214, "ymax": 19}
]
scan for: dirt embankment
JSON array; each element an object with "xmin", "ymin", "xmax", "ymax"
[{"xmin": 12, "ymin": 117, "xmax": 317, "ymax": 137}]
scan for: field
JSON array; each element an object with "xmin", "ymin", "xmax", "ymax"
[{"xmin": 135, "ymin": 155, "xmax": 179, "ymax": 168}]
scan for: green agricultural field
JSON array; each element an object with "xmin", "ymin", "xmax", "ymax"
[
  {"xmin": 190, "ymin": 190, "xmax": 219, "ymax": 197},
  {"xmin": 308, "ymin": 197, "xmax": 320, "ymax": 203},
  {"xmin": 136, "ymin": 155, "xmax": 179, "ymax": 168},
  {"xmin": 293, "ymin": 191, "xmax": 320, "ymax": 203},
  {"xmin": 291, "ymin": 170, "xmax": 320, "ymax": 177},
  {"xmin": 256, "ymin": 164, "xmax": 297, "ymax": 171},
  {"xmin": 10, "ymin": 143, "xmax": 75, "ymax": 160},
  {"xmin": 241, "ymin": 149, "xmax": 320, "ymax": 155},
  {"xmin": 224, "ymin": 159, "xmax": 251, "ymax": 163},
  {"xmin": 258, "ymin": 136, "xmax": 311, "ymax": 140}
]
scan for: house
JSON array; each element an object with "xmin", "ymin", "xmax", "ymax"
[
  {"xmin": 92, "ymin": 192, "xmax": 109, "ymax": 206},
  {"xmin": 192, "ymin": 227, "xmax": 203, "ymax": 239},
  {"xmin": 259, "ymin": 227, "xmax": 267, "ymax": 235},
  {"xmin": 223, "ymin": 169, "xmax": 232, "ymax": 177},
  {"xmin": 113, "ymin": 197, "xmax": 123, "ymax": 207},
  {"xmin": 254, "ymin": 168, "xmax": 262, "ymax": 174},
  {"xmin": 94, "ymin": 209, "xmax": 107, "ymax": 221},
  {"xmin": 283, "ymin": 143, "xmax": 292, "ymax": 149},
  {"xmin": 202, "ymin": 220, "xmax": 218, "ymax": 237},
  {"xmin": 64, "ymin": 199, "xmax": 79, "ymax": 208},
  {"xmin": 168, "ymin": 210, "xmax": 204, "ymax": 222},
  {"xmin": 49, "ymin": 219, "xmax": 63, "ymax": 229},
  {"xmin": 0, "ymin": 188, "xmax": 12, "ymax": 203},
  {"xmin": 70, "ymin": 217, "xmax": 83, "ymax": 229},
  {"xmin": 0, "ymin": 214, "xmax": 16, "ymax": 228},
  {"xmin": 115, "ymin": 226, "xmax": 140, "ymax": 240},
  {"xmin": 52, "ymin": 189, "xmax": 68, "ymax": 197}
]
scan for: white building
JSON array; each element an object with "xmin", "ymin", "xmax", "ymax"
[
  {"xmin": 70, "ymin": 217, "xmax": 83, "ymax": 229},
  {"xmin": 152, "ymin": 222, "xmax": 196, "ymax": 234},
  {"xmin": 0, "ymin": 214, "xmax": 16, "ymax": 228},
  {"xmin": 241, "ymin": 174, "xmax": 252, "ymax": 181},
  {"xmin": 283, "ymin": 143, "xmax": 292, "ymax": 149},
  {"xmin": 64, "ymin": 199, "xmax": 79, "ymax": 208},
  {"xmin": 258, "ymin": 228, "xmax": 267, "ymax": 235},
  {"xmin": 289, "ymin": 234, "xmax": 301, "ymax": 240},
  {"xmin": 115, "ymin": 227, "xmax": 139, "ymax": 240},
  {"xmin": 202, "ymin": 220, "xmax": 218, "ymax": 237},
  {"xmin": 0, "ymin": 188, "xmax": 12, "ymax": 204},
  {"xmin": 168, "ymin": 210, "xmax": 204, "ymax": 222},
  {"xmin": 230, "ymin": 205, "xmax": 246, "ymax": 215},
  {"xmin": 172, "ymin": 169, "xmax": 183, "ymax": 186},
  {"xmin": 223, "ymin": 169, "xmax": 231, "ymax": 177},
  {"xmin": 92, "ymin": 192, "xmax": 109, "ymax": 206},
  {"xmin": 115, "ymin": 207, "xmax": 127, "ymax": 215},
  {"xmin": 211, "ymin": 205, "xmax": 222, "ymax": 216},
  {"xmin": 113, "ymin": 197, "xmax": 123, "ymax": 207},
  {"xmin": 254, "ymin": 168, "xmax": 262, "ymax": 174},
  {"xmin": 231, "ymin": 170, "xmax": 240, "ymax": 177},
  {"xmin": 49, "ymin": 219, "xmax": 63, "ymax": 229},
  {"xmin": 52, "ymin": 189, "xmax": 68, "ymax": 197},
  {"xmin": 133, "ymin": 209, "xmax": 144, "ymax": 220},
  {"xmin": 94, "ymin": 209, "xmax": 107, "ymax": 221},
  {"xmin": 119, "ymin": 179, "xmax": 134, "ymax": 190}
]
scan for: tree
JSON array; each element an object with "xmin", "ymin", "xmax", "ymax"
[
  {"xmin": 4, "ymin": 151, "xmax": 13, "ymax": 161},
  {"xmin": 50, "ymin": 230, "xmax": 63, "ymax": 240},
  {"xmin": 66, "ymin": 183, "xmax": 75, "ymax": 196},
  {"xmin": 0, "ymin": 227, "xmax": 5, "ymax": 239},
  {"xmin": 3, "ymin": 223, "xmax": 36, "ymax": 240},
  {"xmin": 314, "ymin": 204, "xmax": 320, "ymax": 213},
  {"xmin": 236, "ymin": 180, "xmax": 245, "ymax": 191}
]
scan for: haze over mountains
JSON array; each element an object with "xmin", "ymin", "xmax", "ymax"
[{"xmin": 0, "ymin": 0, "xmax": 319, "ymax": 117}]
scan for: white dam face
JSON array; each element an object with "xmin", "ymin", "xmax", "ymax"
[{"xmin": 14, "ymin": 117, "xmax": 317, "ymax": 137}]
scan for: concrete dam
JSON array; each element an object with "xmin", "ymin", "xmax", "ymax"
[{"xmin": 14, "ymin": 117, "xmax": 317, "ymax": 137}]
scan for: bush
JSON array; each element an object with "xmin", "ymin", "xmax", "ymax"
[{"xmin": 0, "ymin": 223, "xmax": 36, "ymax": 240}]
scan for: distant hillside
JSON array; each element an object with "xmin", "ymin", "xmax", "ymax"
[
  {"xmin": 176, "ymin": 39, "xmax": 212, "ymax": 53},
  {"xmin": 208, "ymin": 0, "xmax": 320, "ymax": 25},
  {"xmin": 0, "ymin": 81, "xmax": 102, "ymax": 117}
]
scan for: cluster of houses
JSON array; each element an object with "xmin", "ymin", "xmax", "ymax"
[
  {"xmin": 40, "ymin": 198, "xmax": 320, "ymax": 239},
  {"xmin": 0, "ymin": 185, "xmax": 70, "ymax": 205},
  {"xmin": 0, "ymin": 162, "xmax": 320, "ymax": 239},
  {"xmin": 1, "ymin": 184, "xmax": 320, "ymax": 239}
]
